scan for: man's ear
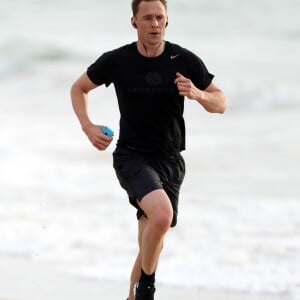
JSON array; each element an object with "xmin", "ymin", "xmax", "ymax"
[{"xmin": 131, "ymin": 17, "xmax": 137, "ymax": 29}]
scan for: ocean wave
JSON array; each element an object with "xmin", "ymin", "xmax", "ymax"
[
  {"xmin": 0, "ymin": 38, "xmax": 85, "ymax": 77},
  {"xmin": 225, "ymin": 84, "xmax": 300, "ymax": 111}
]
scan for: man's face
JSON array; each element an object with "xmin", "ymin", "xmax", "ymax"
[{"xmin": 132, "ymin": 1, "xmax": 168, "ymax": 46}]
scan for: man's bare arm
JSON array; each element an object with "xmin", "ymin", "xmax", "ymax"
[{"xmin": 70, "ymin": 72, "xmax": 113, "ymax": 151}]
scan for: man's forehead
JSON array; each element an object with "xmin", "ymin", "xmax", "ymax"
[{"xmin": 137, "ymin": 1, "xmax": 166, "ymax": 16}]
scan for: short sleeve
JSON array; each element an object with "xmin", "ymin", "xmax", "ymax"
[
  {"xmin": 187, "ymin": 52, "xmax": 214, "ymax": 90},
  {"xmin": 87, "ymin": 51, "xmax": 115, "ymax": 87}
]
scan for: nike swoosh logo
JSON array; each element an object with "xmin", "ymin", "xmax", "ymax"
[{"xmin": 170, "ymin": 54, "xmax": 180, "ymax": 60}]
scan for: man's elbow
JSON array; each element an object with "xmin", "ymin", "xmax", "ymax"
[
  {"xmin": 209, "ymin": 97, "xmax": 226, "ymax": 114},
  {"xmin": 207, "ymin": 90, "xmax": 227, "ymax": 114},
  {"xmin": 218, "ymin": 101, "xmax": 226, "ymax": 114},
  {"xmin": 216, "ymin": 94, "xmax": 227, "ymax": 114},
  {"xmin": 70, "ymin": 82, "xmax": 76, "ymax": 97},
  {"xmin": 70, "ymin": 73, "xmax": 97, "ymax": 97},
  {"xmin": 70, "ymin": 80, "xmax": 88, "ymax": 101},
  {"xmin": 70, "ymin": 80, "xmax": 82, "ymax": 95}
]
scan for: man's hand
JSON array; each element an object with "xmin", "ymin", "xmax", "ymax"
[
  {"xmin": 174, "ymin": 72, "xmax": 202, "ymax": 100},
  {"xmin": 174, "ymin": 72, "xmax": 226, "ymax": 114},
  {"xmin": 83, "ymin": 123, "xmax": 113, "ymax": 151}
]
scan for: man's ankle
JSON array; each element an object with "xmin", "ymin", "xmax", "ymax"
[{"xmin": 139, "ymin": 269, "xmax": 155, "ymax": 285}]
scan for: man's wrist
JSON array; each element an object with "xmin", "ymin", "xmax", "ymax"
[
  {"xmin": 81, "ymin": 121, "xmax": 93, "ymax": 132},
  {"xmin": 194, "ymin": 89, "xmax": 205, "ymax": 103}
]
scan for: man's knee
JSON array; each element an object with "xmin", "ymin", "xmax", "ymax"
[
  {"xmin": 139, "ymin": 190, "xmax": 173, "ymax": 232},
  {"xmin": 151, "ymin": 209, "xmax": 172, "ymax": 232}
]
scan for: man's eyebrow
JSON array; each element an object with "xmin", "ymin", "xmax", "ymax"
[{"xmin": 142, "ymin": 13, "xmax": 164, "ymax": 18}]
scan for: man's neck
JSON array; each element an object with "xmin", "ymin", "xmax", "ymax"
[{"xmin": 137, "ymin": 40, "xmax": 165, "ymax": 57}]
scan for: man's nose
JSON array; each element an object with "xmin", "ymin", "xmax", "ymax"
[{"xmin": 151, "ymin": 18, "xmax": 159, "ymax": 27}]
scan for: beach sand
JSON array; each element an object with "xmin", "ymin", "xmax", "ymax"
[{"xmin": 0, "ymin": 255, "xmax": 288, "ymax": 300}]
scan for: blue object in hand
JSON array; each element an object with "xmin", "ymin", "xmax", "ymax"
[{"xmin": 101, "ymin": 126, "xmax": 114, "ymax": 137}]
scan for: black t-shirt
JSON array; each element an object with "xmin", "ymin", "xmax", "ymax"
[{"xmin": 87, "ymin": 41, "xmax": 214, "ymax": 157}]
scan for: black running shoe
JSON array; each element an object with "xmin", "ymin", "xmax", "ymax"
[{"xmin": 135, "ymin": 281, "xmax": 156, "ymax": 300}]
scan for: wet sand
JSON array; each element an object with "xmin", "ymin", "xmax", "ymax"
[{"xmin": 0, "ymin": 255, "xmax": 288, "ymax": 300}]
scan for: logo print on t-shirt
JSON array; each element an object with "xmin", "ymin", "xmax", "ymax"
[{"xmin": 145, "ymin": 72, "xmax": 162, "ymax": 87}]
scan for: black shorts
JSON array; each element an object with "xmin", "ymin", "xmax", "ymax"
[{"xmin": 113, "ymin": 146, "xmax": 185, "ymax": 227}]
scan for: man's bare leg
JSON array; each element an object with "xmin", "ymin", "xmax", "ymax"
[
  {"xmin": 138, "ymin": 189, "xmax": 173, "ymax": 275},
  {"xmin": 128, "ymin": 218, "xmax": 144, "ymax": 300},
  {"xmin": 128, "ymin": 190, "xmax": 172, "ymax": 299},
  {"xmin": 128, "ymin": 253, "xmax": 141, "ymax": 300},
  {"xmin": 128, "ymin": 215, "xmax": 164, "ymax": 300}
]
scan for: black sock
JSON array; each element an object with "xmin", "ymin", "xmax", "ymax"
[{"xmin": 139, "ymin": 269, "xmax": 155, "ymax": 285}]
